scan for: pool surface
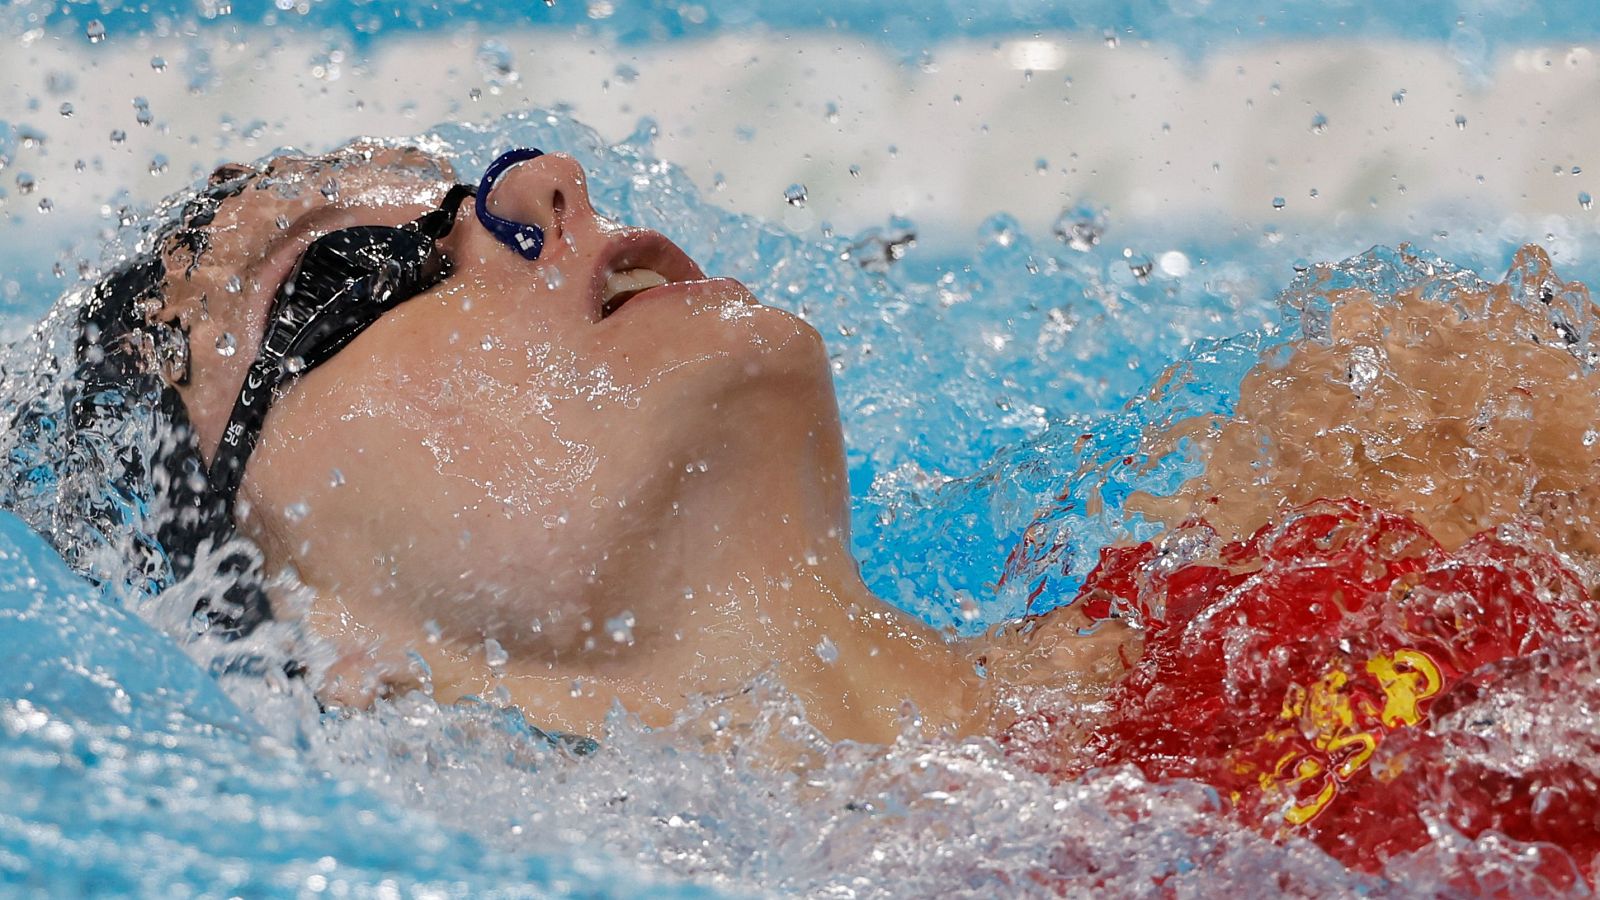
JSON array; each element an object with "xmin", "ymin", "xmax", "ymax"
[{"xmin": 3, "ymin": 2, "xmax": 1600, "ymax": 897}]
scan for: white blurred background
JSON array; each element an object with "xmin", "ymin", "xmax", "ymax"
[{"xmin": 2, "ymin": 27, "xmax": 1598, "ymax": 264}]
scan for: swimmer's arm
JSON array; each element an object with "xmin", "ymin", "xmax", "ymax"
[{"xmin": 962, "ymin": 601, "xmax": 1140, "ymax": 724}]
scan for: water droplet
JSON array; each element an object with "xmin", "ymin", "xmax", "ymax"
[
  {"xmin": 475, "ymin": 40, "xmax": 519, "ymax": 89},
  {"xmin": 468, "ymin": 87, "xmax": 482, "ymax": 102},
  {"xmin": 1123, "ymin": 248, "xmax": 1153, "ymax": 281},
  {"xmin": 958, "ymin": 595, "xmax": 981, "ymax": 622},
  {"xmin": 109, "ymin": 129, "xmax": 126, "ymax": 146},
  {"xmin": 814, "ymin": 636, "xmax": 839, "ymax": 664},
  {"xmin": 284, "ymin": 501, "xmax": 310, "ymax": 522},
  {"xmin": 1581, "ymin": 192, "xmax": 1593, "ymax": 211},
  {"xmin": 1309, "ymin": 112, "xmax": 1329, "ymax": 134},
  {"xmin": 329, "ymin": 468, "xmax": 345, "ymax": 487},
  {"xmin": 15, "ymin": 173, "xmax": 35, "ymax": 195},
  {"xmin": 824, "ymin": 101, "xmax": 840, "ymax": 123},
  {"xmin": 148, "ymin": 155, "xmax": 168, "ymax": 176},
  {"xmin": 483, "ymin": 638, "xmax": 509, "ymax": 668},
  {"xmin": 1573, "ymin": 166, "xmax": 1583, "ymax": 176},
  {"xmin": 1454, "ymin": 113, "xmax": 1468, "ymax": 130},
  {"xmin": 1158, "ymin": 250, "xmax": 1192, "ymax": 278},
  {"xmin": 784, "ymin": 183, "xmax": 808, "ymax": 207},
  {"xmin": 149, "ymin": 55, "xmax": 166, "ymax": 72},
  {"xmin": 1103, "ymin": 31, "xmax": 1119, "ymax": 48},
  {"xmin": 613, "ymin": 63, "xmax": 639, "ymax": 83},
  {"xmin": 1272, "ymin": 196, "xmax": 1286, "ymax": 210},
  {"xmin": 224, "ymin": 275, "xmax": 242, "ymax": 293},
  {"xmin": 57, "ymin": 102, "xmax": 72, "ymax": 118},
  {"xmin": 214, "ymin": 332, "xmax": 237, "ymax": 357},
  {"xmin": 606, "ymin": 611, "xmax": 636, "ymax": 645},
  {"xmin": 1391, "ymin": 88, "xmax": 1406, "ymax": 106},
  {"xmin": 1052, "ymin": 205, "xmax": 1106, "ymax": 252},
  {"xmin": 36, "ymin": 198, "xmax": 53, "ymax": 214},
  {"xmin": 848, "ymin": 164, "xmax": 861, "ymax": 178},
  {"xmin": 320, "ymin": 180, "xmax": 339, "ymax": 201},
  {"xmin": 85, "ymin": 20, "xmax": 106, "ymax": 43},
  {"xmin": 274, "ymin": 214, "xmax": 290, "ymax": 230}
]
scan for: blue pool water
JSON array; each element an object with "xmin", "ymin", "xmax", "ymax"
[{"xmin": 5, "ymin": 3, "xmax": 1600, "ymax": 898}]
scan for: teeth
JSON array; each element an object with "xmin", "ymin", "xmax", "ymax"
[{"xmin": 604, "ymin": 268, "xmax": 669, "ymax": 304}]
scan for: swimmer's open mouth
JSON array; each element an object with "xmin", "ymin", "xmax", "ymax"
[
  {"xmin": 602, "ymin": 268, "xmax": 671, "ymax": 317},
  {"xmin": 594, "ymin": 230, "xmax": 705, "ymax": 319}
]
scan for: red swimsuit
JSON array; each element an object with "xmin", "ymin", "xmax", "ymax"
[{"xmin": 1001, "ymin": 499, "xmax": 1600, "ymax": 882}]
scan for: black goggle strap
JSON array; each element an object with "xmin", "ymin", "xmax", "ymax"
[{"xmin": 208, "ymin": 183, "xmax": 476, "ymax": 516}]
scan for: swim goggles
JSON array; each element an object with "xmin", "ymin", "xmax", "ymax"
[{"xmin": 207, "ymin": 148, "xmax": 548, "ymax": 515}]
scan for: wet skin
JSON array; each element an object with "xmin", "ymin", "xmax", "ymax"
[{"xmin": 153, "ymin": 143, "xmax": 1126, "ymax": 743}]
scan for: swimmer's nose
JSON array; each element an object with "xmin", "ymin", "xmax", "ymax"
[{"xmin": 477, "ymin": 152, "xmax": 598, "ymax": 259}]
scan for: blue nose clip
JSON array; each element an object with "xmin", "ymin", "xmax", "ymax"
[{"xmin": 475, "ymin": 148, "xmax": 547, "ymax": 261}]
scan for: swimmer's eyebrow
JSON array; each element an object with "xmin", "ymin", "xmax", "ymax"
[{"xmin": 240, "ymin": 204, "xmax": 360, "ymax": 291}]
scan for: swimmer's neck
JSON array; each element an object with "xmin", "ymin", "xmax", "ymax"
[{"xmin": 312, "ymin": 502, "xmax": 977, "ymax": 745}]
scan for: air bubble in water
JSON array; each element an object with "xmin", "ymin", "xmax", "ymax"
[
  {"xmin": 85, "ymin": 20, "xmax": 106, "ymax": 43},
  {"xmin": 214, "ymin": 332, "xmax": 237, "ymax": 357},
  {"xmin": 1581, "ymin": 192, "xmax": 1593, "ymax": 211}
]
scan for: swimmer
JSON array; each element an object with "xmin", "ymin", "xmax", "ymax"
[
  {"xmin": 72, "ymin": 142, "xmax": 1127, "ymax": 745},
  {"xmin": 65, "ymin": 140, "xmax": 1600, "ymax": 876}
]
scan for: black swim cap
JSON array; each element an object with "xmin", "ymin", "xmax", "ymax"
[{"xmin": 70, "ymin": 223, "xmax": 273, "ymax": 641}]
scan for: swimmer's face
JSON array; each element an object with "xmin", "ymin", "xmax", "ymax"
[{"xmin": 157, "ymin": 143, "xmax": 845, "ymax": 657}]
